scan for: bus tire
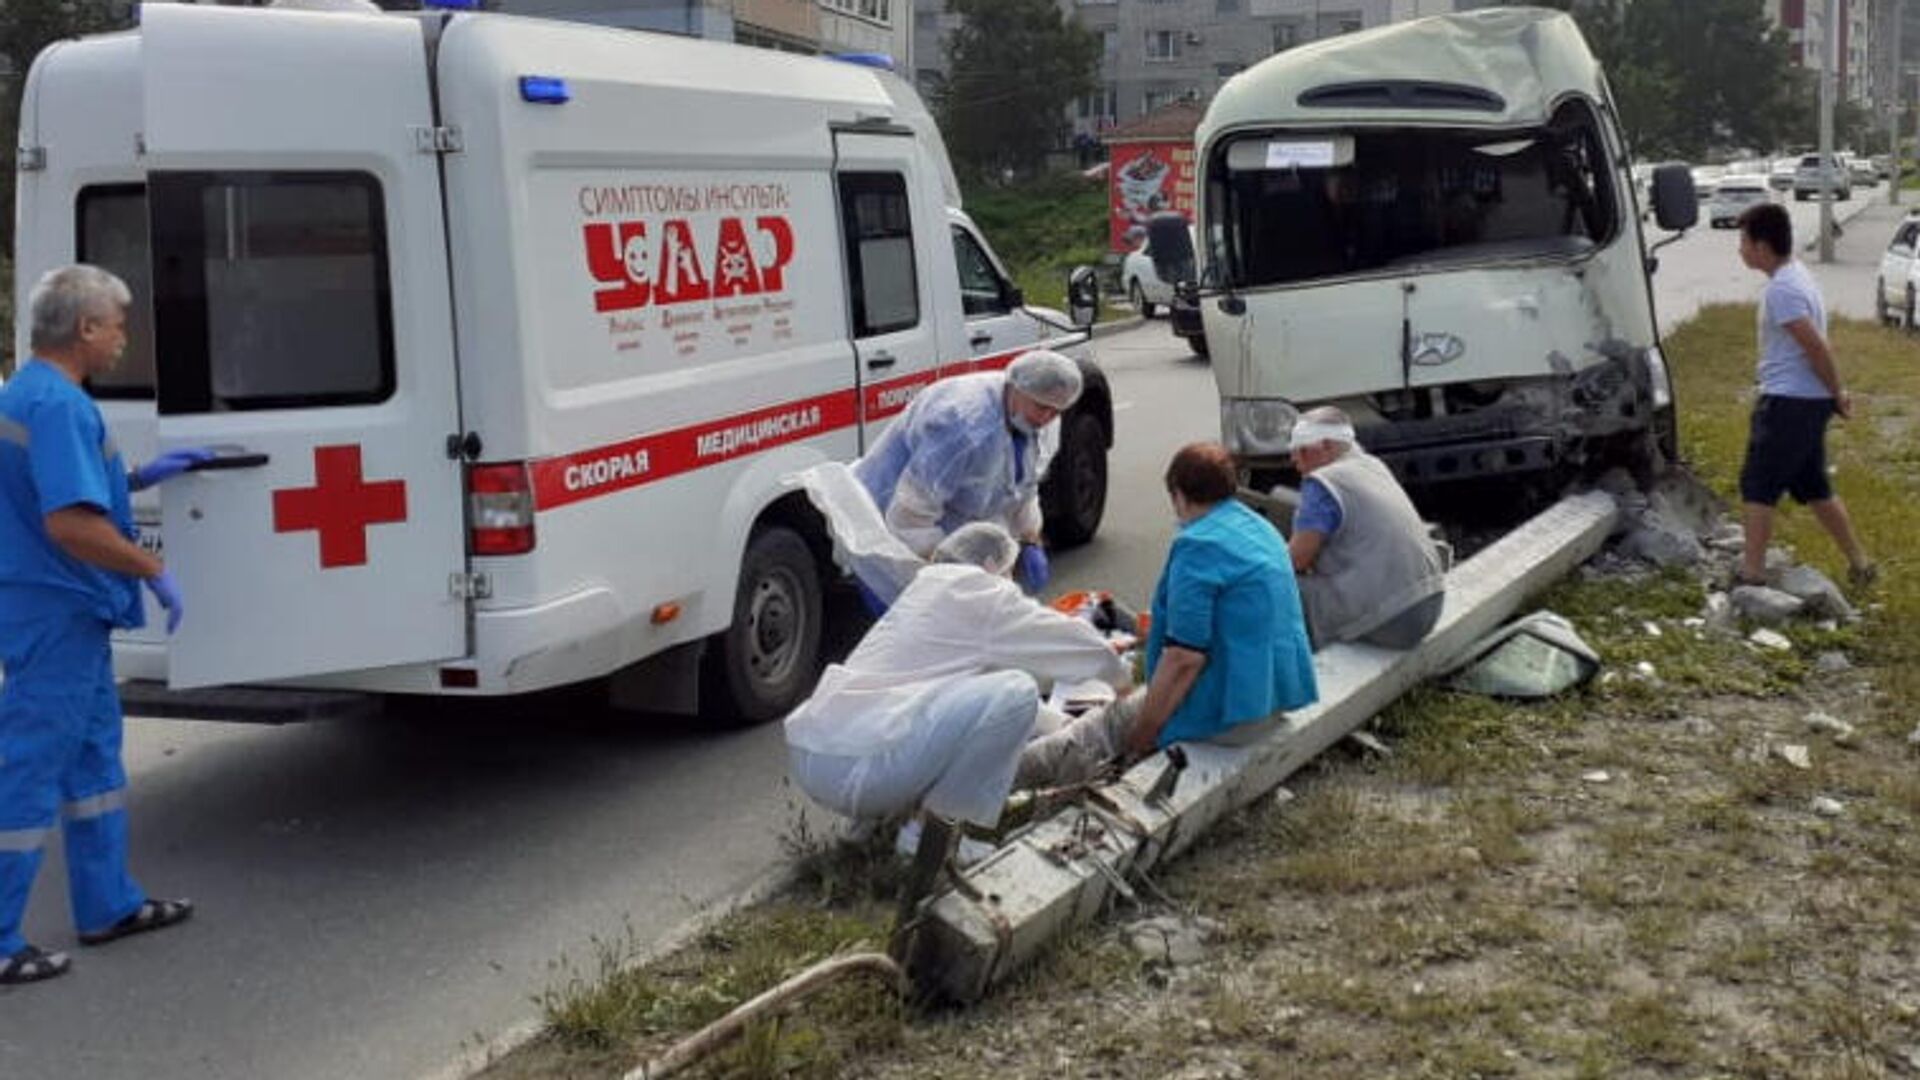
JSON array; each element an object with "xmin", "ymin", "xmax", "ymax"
[{"xmin": 704, "ymin": 525, "xmax": 823, "ymax": 725}]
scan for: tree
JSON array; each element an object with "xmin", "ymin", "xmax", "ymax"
[
  {"xmin": 936, "ymin": 0, "xmax": 1100, "ymax": 182},
  {"xmin": 1530, "ymin": 0, "xmax": 1802, "ymax": 161}
]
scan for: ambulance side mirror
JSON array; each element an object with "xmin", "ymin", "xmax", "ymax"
[{"xmin": 1067, "ymin": 266, "xmax": 1099, "ymax": 330}]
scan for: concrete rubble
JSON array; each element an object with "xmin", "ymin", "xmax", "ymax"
[
  {"xmin": 1815, "ymin": 651, "xmax": 1853, "ymax": 674},
  {"xmin": 1730, "ymin": 585, "xmax": 1805, "ymax": 625},
  {"xmin": 1124, "ymin": 915, "xmax": 1223, "ymax": 967},
  {"xmin": 1803, "ymin": 711, "xmax": 1857, "ymax": 743},
  {"xmin": 1774, "ymin": 564, "xmax": 1855, "ymax": 621}
]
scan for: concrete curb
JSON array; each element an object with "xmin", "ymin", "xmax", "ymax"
[
  {"xmin": 1800, "ymin": 189, "xmax": 1887, "ymax": 253},
  {"xmin": 1091, "ymin": 313, "xmax": 1146, "ymax": 338}
]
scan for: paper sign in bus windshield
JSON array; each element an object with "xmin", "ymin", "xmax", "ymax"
[{"xmin": 1266, "ymin": 141, "xmax": 1336, "ymax": 169}]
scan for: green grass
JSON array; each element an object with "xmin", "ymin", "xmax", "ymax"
[{"xmin": 961, "ymin": 171, "xmax": 1110, "ymax": 311}]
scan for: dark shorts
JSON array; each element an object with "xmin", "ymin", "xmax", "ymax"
[{"xmin": 1740, "ymin": 395, "xmax": 1836, "ymax": 506}]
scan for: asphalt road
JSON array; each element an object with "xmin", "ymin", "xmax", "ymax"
[{"xmin": 4, "ymin": 187, "xmax": 1907, "ymax": 1080}]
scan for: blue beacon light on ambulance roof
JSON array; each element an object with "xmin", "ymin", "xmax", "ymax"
[
  {"xmin": 831, "ymin": 53, "xmax": 897, "ymax": 72},
  {"xmin": 519, "ymin": 76, "xmax": 572, "ymax": 104},
  {"xmin": 422, "ymin": 0, "xmax": 483, "ymax": 9}
]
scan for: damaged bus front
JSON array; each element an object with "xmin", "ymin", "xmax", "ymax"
[{"xmin": 1159, "ymin": 8, "xmax": 1695, "ymax": 493}]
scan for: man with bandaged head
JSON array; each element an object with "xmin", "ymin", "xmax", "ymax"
[
  {"xmin": 1287, "ymin": 406, "xmax": 1446, "ymax": 649},
  {"xmin": 853, "ymin": 349, "xmax": 1082, "ymax": 592}
]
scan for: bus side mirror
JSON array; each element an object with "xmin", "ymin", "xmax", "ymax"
[
  {"xmin": 1651, "ymin": 164, "xmax": 1697, "ymax": 232},
  {"xmin": 1066, "ymin": 266, "xmax": 1099, "ymax": 329}
]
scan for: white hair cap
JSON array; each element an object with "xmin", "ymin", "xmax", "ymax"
[
  {"xmin": 932, "ymin": 522, "xmax": 1021, "ymax": 576},
  {"xmin": 1005, "ymin": 350, "xmax": 1084, "ymax": 411},
  {"xmin": 1289, "ymin": 417, "xmax": 1357, "ymax": 451}
]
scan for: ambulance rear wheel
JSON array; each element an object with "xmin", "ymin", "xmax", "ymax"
[
  {"xmin": 705, "ymin": 526, "xmax": 823, "ymax": 725},
  {"xmin": 1041, "ymin": 410, "xmax": 1108, "ymax": 549}
]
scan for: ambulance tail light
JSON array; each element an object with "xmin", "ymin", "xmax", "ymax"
[{"xmin": 467, "ymin": 462, "xmax": 536, "ymax": 556}]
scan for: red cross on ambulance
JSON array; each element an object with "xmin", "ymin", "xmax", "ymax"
[{"xmin": 272, "ymin": 445, "xmax": 409, "ymax": 569}]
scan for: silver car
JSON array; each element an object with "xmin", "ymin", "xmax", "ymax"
[
  {"xmin": 1794, "ymin": 153, "xmax": 1852, "ymax": 201},
  {"xmin": 1708, "ymin": 178, "xmax": 1770, "ymax": 228}
]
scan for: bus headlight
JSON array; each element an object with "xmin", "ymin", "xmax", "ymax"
[
  {"xmin": 1220, "ymin": 398, "xmax": 1300, "ymax": 457},
  {"xmin": 1643, "ymin": 345, "xmax": 1673, "ymax": 410}
]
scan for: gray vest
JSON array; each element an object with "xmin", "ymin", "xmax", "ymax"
[{"xmin": 1300, "ymin": 450, "xmax": 1445, "ymax": 645}]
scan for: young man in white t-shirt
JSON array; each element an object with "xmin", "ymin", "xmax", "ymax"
[{"xmin": 1733, "ymin": 203, "xmax": 1875, "ymax": 589}]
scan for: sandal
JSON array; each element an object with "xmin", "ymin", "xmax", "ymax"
[
  {"xmin": 0, "ymin": 945, "xmax": 71, "ymax": 985},
  {"xmin": 78, "ymin": 897, "xmax": 193, "ymax": 946},
  {"xmin": 1847, "ymin": 561, "xmax": 1880, "ymax": 589}
]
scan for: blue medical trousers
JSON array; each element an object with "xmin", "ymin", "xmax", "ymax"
[{"xmin": 0, "ymin": 610, "xmax": 145, "ymax": 955}]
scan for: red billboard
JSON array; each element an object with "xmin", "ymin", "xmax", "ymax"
[{"xmin": 1110, "ymin": 140, "xmax": 1196, "ymax": 253}]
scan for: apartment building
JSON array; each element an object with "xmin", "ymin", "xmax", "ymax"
[{"xmin": 914, "ymin": 0, "xmax": 1491, "ymax": 143}]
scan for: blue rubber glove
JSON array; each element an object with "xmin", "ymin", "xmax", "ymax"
[
  {"xmin": 1017, "ymin": 543, "xmax": 1050, "ymax": 594},
  {"xmin": 129, "ymin": 448, "xmax": 216, "ymax": 491},
  {"xmin": 145, "ymin": 570, "xmax": 184, "ymax": 634}
]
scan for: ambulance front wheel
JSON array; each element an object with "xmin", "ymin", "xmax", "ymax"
[
  {"xmin": 1040, "ymin": 409, "xmax": 1108, "ymax": 549},
  {"xmin": 705, "ymin": 525, "xmax": 825, "ymax": 725}
]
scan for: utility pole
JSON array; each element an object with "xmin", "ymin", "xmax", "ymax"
[
  {"xmin": 1819, "ymin": 0, "xmax": 1839, "ymax": 262},
  {"xmin": 1891, "ymin": 0, "xmax": 1904, "ymax": 206}
]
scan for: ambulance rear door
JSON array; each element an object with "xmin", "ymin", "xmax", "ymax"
[
  {"xmin": 140, "ymin": 4, "xmax": 467, "ymax": 688},
  {"xmin": 834, "ymin": 129, "xmax": 944, "ymax": 445}
]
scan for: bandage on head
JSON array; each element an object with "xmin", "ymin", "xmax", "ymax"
[{"xmin": 1288, "ymin": 418, "xmax": 1357, "ymax": 452}]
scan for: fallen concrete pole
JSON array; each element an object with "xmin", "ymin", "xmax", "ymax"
[{"xmin": 914, "ymin": 490, "xmax": 1619, "ymax": 1002}]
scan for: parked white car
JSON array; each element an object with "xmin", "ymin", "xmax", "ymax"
[
  {"xmin": 1768, "ymin": 158, "xmax": 1796, "ymax": 191},
  {"xmin": 1689, "ymin": 164, "xmax": 1725, "ymax": 200},
  {"xmin": 1876, "ymin": 214, "xmax": 1920, "ymax": 327},
  {"xmin": 1121, "ymin": 236, "xmax": 1176, "ymax": 316},
  {"xmin": 1707, "ymin": 177, "xmax": 1770, "ymax": 228}
]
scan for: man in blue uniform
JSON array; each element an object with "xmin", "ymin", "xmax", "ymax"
[{"xmin": 0, "ymin": 265, "xmax": 204, "ymax": 985}]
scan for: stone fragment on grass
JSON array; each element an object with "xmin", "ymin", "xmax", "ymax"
[
  {"xmin": 1642, "ymin": 621, "xmax": 1663, "ymax": 637},
  {"xmin": 1731, "ymin": 585, "xmax": 1805, "ymax": 625},
  {"xmin": 1811, "ymin": 796, "xmax": 1845, "ymax": 817},
  {"xmin": 1703, "ymin": 592, "xmax": 1741, "ymax": 635},
  {"xmin": 1125, "ymin": 915, "xmax": 1223, "ymax": 967},
  {"xmin": 1619, "ymin": 515, "xmax": 1705, "ymax": 568},
  {"xmin": 1908, "ymin": 724, "xmax": 1920, "ymax": 747},
  {"xmin": 1705, "ymin": 521, "xmax": 1746, "ymax": 550},
  {"xmin": 1774, "ymin": 743, "xmax": 1812, "ymax": 770},
  {"xmin": 1775, "ymin": 564, "xmax": 1856, "ymax": 621},
  {"xmin": 1749, "ymin": 628, "xmax": 1794, "ymax": 652},
  {"xmin": 1347, "ymin": 731, "xmax": 1392, "ymax": 758},
  {"xmin": 1815, "ymin": 650, "xmax": 1853, "ymax": 673},
  {"xmin": 1582, "ymin": 770, "xmax": 1612, "ymax": 784},
  {"xmin": 1803, "ymin": 711, "xmax": 1857, "ymax": 742},
  {"xmin": 1679, "ymin": 716, "xmax": 1718, "ymax": 738}
]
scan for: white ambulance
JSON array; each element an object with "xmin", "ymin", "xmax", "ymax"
[{"xmin": 14, "ymin": 2, "xmax": 1111, "ymax": 722}]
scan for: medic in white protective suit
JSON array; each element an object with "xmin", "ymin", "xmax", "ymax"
[
  {"xmin": 852, "ymin": 350, "xmax": 1083, "ymax": 592},
  {"xmin": 782, "ymin": 523, "xmax": 1128, "ymax": 830}
]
